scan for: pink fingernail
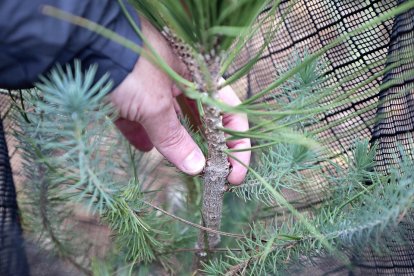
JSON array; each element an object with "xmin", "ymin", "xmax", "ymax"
[{"xmin": 183, "ymin": 148, "xmax": 205, "ymax": 175}]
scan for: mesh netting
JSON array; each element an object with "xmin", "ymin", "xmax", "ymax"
[
  {"xmin": 226, "ymin": 0, "xmax": 414, "ymax": 274},
  {"xmin": 1, "ymin": 0, "xmax": 414, "ymax": 274},
  {"xmin": 0, "ymin": 105, "xmax": 29, "ymax": 275},
  {"xmin": 372, "ymin": 1, "xmax": 414, "ymax": 174}
]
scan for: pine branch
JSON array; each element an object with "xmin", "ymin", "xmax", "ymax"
[
  {"xmin": 324, "ymin": 166, "xmax": 414, "ymax": 250},
  {"xmin": 203, "ymin": 141, "xmax": 414, "ymax": 275},
  {"xmin": 162, "ymin": 24, "xmax": 329, "ymax": 273},
  {"xmin": 231, "ymin": 143, "xmax": 319, "ymax": 206},
  {"xmin": 202, "ymin": 222, "xmax": 304, "ymax": 276},
  {"xmin": 37, "ymin": 166, "xmax": 92, "ymax": 275},
  {"xmin": 15, "ymin": 115, "xmax": 92, "ymax": 274},
  {"xmin": 143, "ymin": 200, "xmax": 244, "ymax": 239},
  {"xmin": 223, "ymin": 241, "xmax": 299, "ymax": 276},
  {"xmin": 159, "ymin": 248, "xmax": 244, "ymax": 256},
  {"xmin": 14, "ymin": 62, "xmax": 167, "ymax": 270},
  {"xmin": 161, "ymin": 19, "xmax": 230, "ymax": 271}
]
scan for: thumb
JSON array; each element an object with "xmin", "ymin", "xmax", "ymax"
[{"xmin": 141, "ymin": 103, "xmax": 205, "ymax": 175}]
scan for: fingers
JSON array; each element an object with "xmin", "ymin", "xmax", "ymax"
[
  {"xmin": 114, "ymin": 118, "xmax": 153, "ymax": 152},
  {"xmin": 140, "ymin": 102, "xmax": 205, "ymax": 175},
  {"xmin": 110, "ymin": 16, "xmax": 205, "ymax": 176},
  {"xmin": 172, "ymin": 98, "xmax": 183, "ymax": 117},
  {"xmin": 226, "ymin": 137, "xmax": 251, "ymax": 185},
  {"xmin": 218, "ymin": 84, "xmax": 251, "ymax": 185}
]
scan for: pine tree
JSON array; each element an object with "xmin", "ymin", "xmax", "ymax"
[{"xmin": 11, "ymin": 1, "xmax": 414, "ymax": 275}]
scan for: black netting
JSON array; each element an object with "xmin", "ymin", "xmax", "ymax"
[
  {"xmin": 0, "ymin": 0, "xmax": 413, "ymax": 274},
  {"xmin": 226, "ymin": 0, "xmax": 414, "ymax": 274},
  {"xmin": 372, "ymin": 1, "xmax": 414, "ymax": 174},
  {"xmin": 0, "ymin": 117, "xmax": 29, "ymax": 276},
  {"xmin": 227, "ymin": 0, "xmax": 399, "ymax": 209}
]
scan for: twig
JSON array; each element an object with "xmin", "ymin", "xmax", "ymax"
[
  {"xmin": 38, "ymin": 165, "xmax": 92, "ymax": 276},
  {"xmin": 142, "ymin": 200, "xmax": 245, "ymax": 239},
  {"xmin": 224, "ymin": 241, "xmax": 299, "ymax": 276},
  {"xmin": 159, "ymin": 247, "xmax": 244, "ymax": 256}
]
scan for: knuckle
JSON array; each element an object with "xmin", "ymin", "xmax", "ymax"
[
  {"xmin": 127, "ymin": 104, "xmax": 142, "ymax": 122},
  {"xmin": 135, "ymin": 100, "xmax": 173, "ymax": 128},
  {"xmin": 157, "ymin": 125, "xmax": 187, "ymax": 150},
  {"xmin": 143, "ymin": 96, "xmax": 171, "ymax": 118},
  {"xmin": 118, "ymin": 93, "xmax": 143, "ymax": 122},
  {"xmin": 157, "ymin": 98, "xmax": 171, "ymax": 113}
]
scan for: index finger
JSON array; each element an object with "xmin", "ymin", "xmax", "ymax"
[{"xmin": 218, "ymin": 83, "xmax": 251, "ymax": 185}]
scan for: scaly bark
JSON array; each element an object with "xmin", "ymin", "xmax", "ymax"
[
  {"xmin": 195, "ymin": 100, "xmax": 229, "ymax": 261},
  {"xmin": 162, "ymin": 28, "xmax": 230, "ymax": 269}
]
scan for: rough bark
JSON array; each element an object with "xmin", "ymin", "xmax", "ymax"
[
  {"xmin": 195, "ymin": 101, "xmax": 229, "ymax": 263},
  {"xmin": 162, "ymin": 28, "xmax": 230, "ymax": 270}
]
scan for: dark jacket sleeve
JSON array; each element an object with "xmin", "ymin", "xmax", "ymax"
[{"xmin": 0, "ymin": 0, "xmax": 142, "ymax": 89}]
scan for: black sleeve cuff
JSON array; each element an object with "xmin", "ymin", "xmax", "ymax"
[
  {"xmin": 76, "ymin": 1, "xmax": 142, "ymax": 89},
  {"xmin": 0, "ymin": 0, "xmax": 142, "ymax": 90}
]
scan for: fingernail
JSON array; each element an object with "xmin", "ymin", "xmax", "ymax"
[{"xmin": 183, "ymin": 148, "xmax": 205, "ymax": 175}]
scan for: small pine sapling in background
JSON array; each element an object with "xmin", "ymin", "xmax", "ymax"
[{"xmin": 12, "ymin": 1, "xmax": 414, "ymax": 275}]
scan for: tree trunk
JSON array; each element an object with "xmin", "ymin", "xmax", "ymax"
[
  {"xmin": 195, "ymin": 100, "xmax": 229, "ymax": 265},
  {"xmin": 162, "ymin": 28, "xmax": 229, "ymax": 271}
]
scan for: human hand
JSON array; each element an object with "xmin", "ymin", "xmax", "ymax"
[{"xmin": 109, "ymin": 18, "xmax": 250, "ymax": 185}]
